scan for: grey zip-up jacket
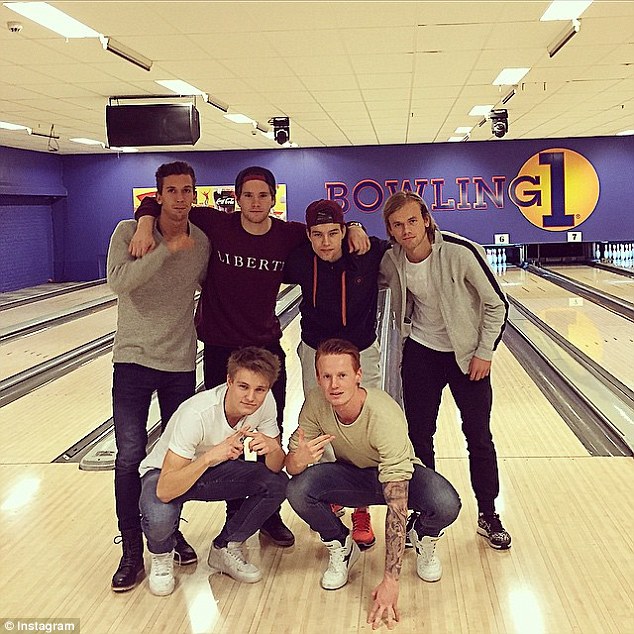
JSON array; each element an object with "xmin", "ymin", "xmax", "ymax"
[{"xmin": 379, "ymin": 230, "xmax": 508, "ymax": 374}]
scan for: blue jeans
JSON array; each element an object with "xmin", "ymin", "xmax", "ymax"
[
  {"xmin": 113, "ymin": 362, "xmax": 195, "ymax": 533},
  {"xmin": 140, "ymin": 462, "xmax": 289, "ymax": 554},
  {"xmin": 286, "ymin": 463, "xmax": 461, "ymax": 543}
]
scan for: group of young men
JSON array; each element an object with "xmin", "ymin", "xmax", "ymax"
[{"xmin": 106, "ymin": 160, "xmax": 511, "ymax": 629}]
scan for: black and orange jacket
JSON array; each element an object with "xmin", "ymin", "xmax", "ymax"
[{"xmin": 284, "ymin": 236, "xmax": 390, "ymax": 351}]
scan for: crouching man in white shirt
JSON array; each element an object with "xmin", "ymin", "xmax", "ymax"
[{"xmin": 138, "ymin": 347, "xmax": 288, "ymax": 595}]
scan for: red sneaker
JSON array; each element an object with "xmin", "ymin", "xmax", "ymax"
[
  {"xmin": 331, "ymin": 504, "xmax": 345, "ymax": 518},
  {"xmin": 351, "ymin": 508, "xmax": 376, "ymax": 550}
]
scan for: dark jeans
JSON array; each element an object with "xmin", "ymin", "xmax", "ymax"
[
  {"xmin": 401, "ymin": 338, "xmax": 499, "ymax": 515},
  {"xmin": 286, "ymin": 462, "xmax": 461, "ymax": 543},
  {"xmin": 140, "ymin": 463, "xmax": 289, "ymax": 553},
  {"xmin": 112, "ymin": 362, "xmax": 195, "ymax": 533}
]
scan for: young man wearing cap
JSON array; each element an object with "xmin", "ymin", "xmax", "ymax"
[
  {"xmin": 138, "ymin": 347, "xmax": 288, "ymax": 595},
  {"xmin": 130, "ymin": 166, "xmax": 369, "ymax": 547},
  {"xmin": 284, "ymin": 199, "xmax": 390, "ymax": 549},
  {"xmin": 285, "ymin": 339, "xmax": 461, "ymax": 630},
  {"xmin": 107, "ymin": 161, "xmax": 209, "ymax": 592},
  {"xmin": 379, "ymin": 191, "xmax": 511, "ymax": 551}
]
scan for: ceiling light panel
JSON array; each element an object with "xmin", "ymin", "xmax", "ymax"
[
  {"xmin": 492, "ymin": 68, "xmax": 530, "ymax": 86},
  {"xmin": 3, "ymin": 2, "xmax": 100, "ymax": 38},
  {"xmin": 223, "ymin": 113, "xmax": 255, "ymax": 124},
  {"xmin": 70, "ymin": 137, "xmax": 103, "ymax": 145},
  {"xmin": 469, "ymin": 105, "xmax": 494, "ymax": 116},
  {"xmin": 540, "ymin": 1, "xmax": 593, "ymax": 21},
  {"xmin": 155, "ymin": 80, "xmax": 206, "ymax": 95},
  {"xmin": 0, "ymin": 121, "xmax": 31, "ymax": 131}
]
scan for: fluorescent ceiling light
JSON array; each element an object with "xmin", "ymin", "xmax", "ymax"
[
  {"xmin": 109, "ymin": 146, "xmax": 139, "ymax": 153},
  {"xmin": 493, "ymin": 68, "xmax": 530, "ymax": 86},
  {"xmin": 100, "ymin": 36, "xmax": 152, "ymax": 71},
  {"xmin": 469, "ymin": 105, "xmax": 494, "ymax": 116},
  {"xmin": 541, "ymin": 0, "xmax": 592, "ymax": 21},
  {"xmin": 455, "ymin": 126, "xmax": 473, "ymax": 134},
  {"xmin": 547, "ymin": 19, "xmax": 580, "ymax": 58},
  {"xmin": 155, "ymin": 80, "xmax": 206, "ymax": 96},
  {"xmin": 501, "ymin": 88, "xmax": 516, "ymax": 105},
  {"xmin": 448, "ymin": 136, "xmax": 465, "ymax": 142},
  {"xmin": 205, "ymin": 94, "xmax": 229, "ymax": 113},
  {"xmin": 0, "ymin": 120, "xmax": 31, "ymax": 132},
  {"xmin": 616, "ymin": 130, "xmax": 634, "ymax": 136},
  {"xmin": 3, "ymin": 2, "xmax": 99, "ymax": 38},
  {"xmin": 224, "ymin": 113, "xmax": 255, "ymax": 124},
  {"xmin": 70, "ymin": 137, "xmax": 104, "ymax": 146}
]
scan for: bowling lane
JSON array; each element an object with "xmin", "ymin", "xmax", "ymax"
[
  {"xmin": 0, "ymin": 284, "xmax": 114, "ymax": 331},
  {"xmin": 547, "ymin": 264, "xmax": 634, "ymax": 304},
  {"xmin": 0, "ymin": 354, "xmax": 115, "ymax": 463},
  {"xmin": 434, "ymin": 341, "xmax": 588, "ymax": 460},
  {"xmin": 0, "ymin": 306, "xmax": 118, "ymax": 381},
  {"xmin": 499, "ymin": 267, "xmax": 634, "ymax": 389}
]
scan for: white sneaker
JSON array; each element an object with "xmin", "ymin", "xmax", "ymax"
[
  {"xmin": 207, "ymin": 541, "xmax": 262, "ymax": 583},
  {"xmin": 149, "ymin": 550, "xmax": 175, "ymax": 596},
  {"xmin": 321, "ymin": 534, "xmax": 360, "ymax": 590},
  {"xmin": 409, "ymin": 529, "xmax": 443, "ymax": 582}
]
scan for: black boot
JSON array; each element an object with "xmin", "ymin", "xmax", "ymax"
[
  {"xmin": 111, "ymin": 530, "xmax": 144, "ymax": 592},
  {"xmin": 174, "ymin": 529, "xmax": 198, "ymax": 565},
  {"xmin": 260, "ymin": 511, "xmax": 295, "ymax": 547}
]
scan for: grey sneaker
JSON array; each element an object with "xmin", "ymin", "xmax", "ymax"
[
  {"xmin": 321, "ymin": 534, "xmax": 360, "ymax": 590},
  {"xmin": 207, "ymin": 542, "xmax": 262, "ymax": 583}
]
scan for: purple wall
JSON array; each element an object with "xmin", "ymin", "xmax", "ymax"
[
  {"xmin": 0, "ymin": 206, "xmax": 54, "ymax": 291},
  {"xmin": 0, "ymin": 146, "xmax": 64, "ymax": 290},
  {"xmin": 1, "ymin": 135, "xmax": 633, "ymax": 286}
]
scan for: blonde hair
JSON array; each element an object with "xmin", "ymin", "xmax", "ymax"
[
  {"xmin": 227, "ymin": 347, "xmax": 280, "ymax": 387},
  {"xmin": 383, "ymin": 191, "xmax": 437, "ymax": 243},
  {"xmin": 315, "ymin": 338, "xmax": 361, "ymax": 373}
]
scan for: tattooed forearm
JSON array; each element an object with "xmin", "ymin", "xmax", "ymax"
[{"xmin": 382, "ymin": 480, "xmax": 409, "ymax": 580}]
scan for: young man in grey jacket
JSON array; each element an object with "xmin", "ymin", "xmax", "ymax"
[{"xmin": 379, "ymin": 190, "xmax": 511, "ymax": 550}]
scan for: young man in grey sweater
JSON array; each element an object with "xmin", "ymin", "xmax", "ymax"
[{"xmin": 106, "ymin": 161, "xmax": 209, "ymax": 592}]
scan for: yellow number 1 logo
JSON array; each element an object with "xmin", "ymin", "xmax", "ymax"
[{"xmin": 509, "ymin": 148, "xmax": 600, "ymax": 231}]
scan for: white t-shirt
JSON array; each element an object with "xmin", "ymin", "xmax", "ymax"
[
  {"xmin": 405, "ymin": 255, "xmax": 453, "ymax": 352},
  {"xmin": 139, "ymin": 384, "xmax": 279, "ymax": 477}
]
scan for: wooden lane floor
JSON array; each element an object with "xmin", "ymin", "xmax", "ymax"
[
  {"xmin": 0, "ymin": 283, "xmax": 282, "ymax": 380},
  {"xmin": 1, "ymin": 461, "xmax": 632, "ymax": 632},
  {"xmin": 1, "ymin": 456, "xmax": 632, "ymax": 634},
  {"xmin": 0, "ymin": 305, "xmax": 118, "ymax": 382},
  {"xmin": 547, "ymin": 265, "xmax": 634, "ymax": 304},
  {"xmin": 0, "ymin": 284, "xmax": 113, "ymax": 331},
  {"xmin": 5, "ymin": 316, "xmax": 634, "ymax": 632},
  {"xmin": 1, "ymin": 299, "xmax": 294, "ymax": 463},
  {"xmin": 0, "ymin": 353, "xmax": 115, "ymax": 463},
  {"xmin": 499, "ymin": 267, "xmax": 634, "ymax": 389}
]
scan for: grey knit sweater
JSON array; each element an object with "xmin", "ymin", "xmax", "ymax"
[{"xmin": 107, "ymin": 220, "xmax": 209, "ymax": 372}]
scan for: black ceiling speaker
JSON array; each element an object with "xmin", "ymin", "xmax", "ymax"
[{"xmin": 106, "ymin": 103, "xmax": 200, "ymax": 147}]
